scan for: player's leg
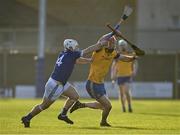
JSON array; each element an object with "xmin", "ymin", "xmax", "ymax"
[
  {"xmin": 119, "ymin": 84, "xmax": 127, "ymax": 112},
  {"xmin": 84, "ymin": 102, "xmax": 103, "ymax": 109},
  {"xmin": 96, "ymin": 95, "xmax": 112, "ymax": 127},
  {"xmin": 124, "ymin": 82, "xmax": 133, "ymax": 112},
  {"xmin": 86, "ymin": 80, "xmax": 111, "ymax": 126},
  {"xmin": 70, "ymin": 100, "xmax": 103, "ymax": 113},
  {"xmin": 21, "ymin": 98, "xmax": 54, "ymax": 127},
  {"xmin": 70, "ymin": 80, "xmax": 103, "ymax": 113},
  {"xmin": 117, "ymin": 77, "xmax": 127, "ymax": 112},
  {"xmin": 58, "ymin": 83, "xmax": 79, "ymax": 124},
  {"xmin": 72, "ymin": 97, "xmax": 111, "ymax": 127},
  {"xmin": 69, "ymin": 80, "xmax": 111, "ymax": 126},
  {"xmin": 71, "ymin": 86, "xmax": 111, "ymax": 126},
  {"xmin": 21, "ymin": 78, "xmax": 63, "ymax": 127},
  {"xmin": 61, "ymin": 83, "xmax": 79, "ymax": 113}
]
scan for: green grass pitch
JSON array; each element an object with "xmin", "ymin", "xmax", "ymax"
[{"xmin": 0, "ymin": 99, "xmax": 180, "ymax": 134}]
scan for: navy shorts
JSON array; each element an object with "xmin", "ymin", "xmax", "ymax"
[
  {"xmin": 86, "ymin": 80, "xmax": 106, "ymax": 99},
  {"xmin": 117, "ymin": 76, "xmax": 132, "ymax": 85}
]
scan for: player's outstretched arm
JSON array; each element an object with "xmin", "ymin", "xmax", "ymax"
[
  {"xmin": 111, "ymin": 60, "xmax": 117, "ymax": 81},
  {"xmin": 76, "ymin": 57, "xmax": 92, "ymax": 64},
  {"xmin": 132, "ymin": 59, "xmax": 138, "ymax": 76},
  {"xmin": 117, "ymin": 54, "xmax": 137, "ymax": 62},
  {"xmin": 81, "ymin": 34, "xmax": 110, "ymax": 56},
  {"xmin": 81, "ymin": 42, "xmax": 102, "ymax": 57}
]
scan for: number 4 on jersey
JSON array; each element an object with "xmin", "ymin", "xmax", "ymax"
[{"xmin": 56, "ymin": 55, "xmax": 64, "ymax": 66}]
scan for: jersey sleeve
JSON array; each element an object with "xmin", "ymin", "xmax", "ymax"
[{"xmin": 73, "ymin": 50, "xmax": 82, "ymax": 59}]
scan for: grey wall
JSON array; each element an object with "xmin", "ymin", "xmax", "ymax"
[{"xmin": 137, "ymin": 0, "xmax": 180, "ymax": 52}]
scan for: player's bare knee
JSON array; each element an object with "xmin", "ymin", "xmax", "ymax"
[
  {"xmin": 126, "ymin": 90, "xmax": 131, "ymax": 96},
  {"xmin": 71, "ymin": 94, "xmax": 79, "ymax": 101},
  {"xmin": 105, "ymin": 104, "xmax": 112, "ymax": 111},
  {"xmin": 108, "ymin": 104, "xmax": 112, "ymax": 110},
  {"xmin": 68, "ymin": 93, "xmax": 79, "ymax": 101}
]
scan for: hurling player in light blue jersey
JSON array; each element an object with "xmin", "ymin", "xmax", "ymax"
[{"xmin": 21, "ymin": 35, "xmax": 110, "ymax": 128}]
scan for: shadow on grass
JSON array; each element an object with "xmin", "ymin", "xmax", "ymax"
[
  {"xmin": 75, "ymin": 126, "xmax": 110, "ymax": 130},
  {"xmin": 76, "ymin": 125, "xmax": 178, "ymax": 131},
  {"xmin": 76, "ymin": 126, "xmax": 147, "ymax": 130},
  {"xmin": 111, "ymin": 126, "xmax": 178, "ymax": 131},
  {"xmin": 136, "ymin": 112, "xmax": 180, "ymax": 117},
  {"xmin": 112, "ymin": 126, "xmax": 148, "ymax": 130}
]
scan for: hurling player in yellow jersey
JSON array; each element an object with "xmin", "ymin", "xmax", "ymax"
[
  {"xmin": 111, "ymin": 40, "xmax": 138, "ymax": 113},
  {"xmin": 70, "ymin": 34, "xmax": 136, "ymax": 127}
]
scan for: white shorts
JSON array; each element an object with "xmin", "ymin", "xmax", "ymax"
[{"xmin": 43, "ymin": 78, "xmax": 71, "ymax": 101}]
